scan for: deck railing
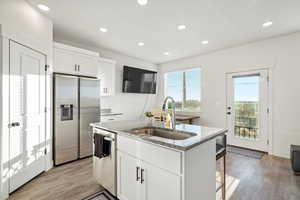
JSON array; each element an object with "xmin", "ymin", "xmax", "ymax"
[{"xmin": 234, "ymin": 125, "xmax": 259, "ymax": 139}]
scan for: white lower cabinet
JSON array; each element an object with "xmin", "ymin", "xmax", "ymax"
[
  {"xmin": 117, "ymin": 135, "xmax": 182, "ymax": 200},
  {"xmin": 117, "ymin": 152, "xmax": 141, "ymax": 200},
  {"xmin": 141, "ymin": 161, "xmax": 181, "ymax": 200}
]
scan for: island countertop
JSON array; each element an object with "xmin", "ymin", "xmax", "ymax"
[{"xmin": 90, "ymin": 120, "xmax": 227, "ymax": 151}]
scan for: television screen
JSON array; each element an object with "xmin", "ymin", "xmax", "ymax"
[{"xmin": 122, "ymin": 66, "xmax": 157, "ymax": 94}]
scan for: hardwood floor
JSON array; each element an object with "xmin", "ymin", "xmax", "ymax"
[
  {"xmin": 217, "ymin": 153, "xmax": 300, "ymax": 200},
  {"xmin": 9, "ymin": 153, "xmax": 300, "ymax": 200},
  {"xmin": 9, "ymin": 158, "xmax": 102, "ymax": 200}
]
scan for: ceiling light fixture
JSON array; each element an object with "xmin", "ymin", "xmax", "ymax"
[
  {"xmin": 177, "ymin": 25, "xmax": 186, "ymax": 30},
  {"xmin": 262, "ymin": 21, "xmax": 273, "ymax": 27},
  {"xmin": 37, "ymin": 4, "xmax": 50, "ymax": 11},
  {"xmin": 202, "ymin": 40, "xmax": 209, "ymax": 45},
  {"xmin": 138, "ymin": 42, "xmax": 145, "ymax": 46},
  {"xmin": 164, "ymin": 52, "xmax": 170, "ymax": 56},
  {"xmin": 138, "ymin": 0, "xmax": 148, "ymax": 6},
  {"xmin": 99, "ymin": 27, "xmax": 108, "ymax": 33}
]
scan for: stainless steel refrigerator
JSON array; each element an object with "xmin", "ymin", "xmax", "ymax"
[{"xmin": 54, "ymin": 74, "xmax": 100, "ymax": 166}]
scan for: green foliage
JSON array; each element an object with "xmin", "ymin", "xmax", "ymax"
[{"xmin": 145, "ymin": 111, "xmax": 154, "ymax": 118}]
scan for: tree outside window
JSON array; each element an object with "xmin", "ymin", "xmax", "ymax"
[{"xmin": 165, "ymin": 68, "xmax": 201, "ymax": 111}]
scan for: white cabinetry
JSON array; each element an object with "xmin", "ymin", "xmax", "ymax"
[
  {"xmin": 117, "ymin": 135, "xmax": 182, "ymax": 200},
  {"xmin": 117, "ymin": 134, "xmax": 216, "ymax": 200},
  {"xmin": 54, "ymin": 43, "xmax": 116, "ymax": 95},
  {"xmin": 98, "ymin": 58, "xmax": 116, "ymax": 96},
  {"xmin": 117, "ymin": 152, "xmax": 141, "ymax": 200},
  {"xmin": 101, "ymin": 114, "xmax": 123, "ymax": 122},
  {"xmin": 53, "ymin": 43, "xmax": 100, "ymax": 77},
  {"xmin": 141, "ymin": 161, "xmax": 181, "ymax": 200}
]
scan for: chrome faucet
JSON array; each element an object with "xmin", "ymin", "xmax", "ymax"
[{"xmin": 162, "ymin": 96, "xmax": 176, "ymax": 130}]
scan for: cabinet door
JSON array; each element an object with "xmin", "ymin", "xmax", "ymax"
[
  {"xmin": 76, "ymin": 54, "xmax": 99, "ymax": 77},
  {"xmin": 141, "ymin": 162, "xmax": 181, "ymax": 200},
  {"xmin": 54, "ymin": 48, "xmax": 77, "ymax": 74},
  {"xmin": 117, "ymin": 151, "xmax": 141, "ymax": 200},
  {"xmin": 98, "ymin": 59, "xmax": 116, "ymax": 96}
]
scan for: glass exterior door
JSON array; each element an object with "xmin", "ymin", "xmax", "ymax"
[{"xmin": 227, "ymin": 70, "xmax": 269, "ymax": 152}]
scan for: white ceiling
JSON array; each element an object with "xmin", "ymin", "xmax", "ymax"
[{"xmin": 28, "ymin": 0, "xmax": 300, "ymax": 64}]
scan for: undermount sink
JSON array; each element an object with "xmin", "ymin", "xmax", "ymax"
[{"xmin": 129, "ymin": 127, "xmax": 196, "ymax": 140}]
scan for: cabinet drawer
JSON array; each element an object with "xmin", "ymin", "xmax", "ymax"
[
  {"xmin": 101, "ymin": 115, "xmax": 122, "ymax": 122},
  {"xmin": 117, "ymin": 135, "xmax": 182, "ymax": 175}
]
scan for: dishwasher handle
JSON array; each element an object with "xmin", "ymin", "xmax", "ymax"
[{"xmin": 104, "ymin": 136, "xmax": 114, "ymax": 142}]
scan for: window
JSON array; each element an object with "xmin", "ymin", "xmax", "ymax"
[{"xmin": 165, "ymin": 68, "xmax": 201, "ymax": 111}]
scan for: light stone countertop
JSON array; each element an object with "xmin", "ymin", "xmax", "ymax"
[{"xmin": 90, "ymin": 120, "xmax": 227, "ymax": 151}]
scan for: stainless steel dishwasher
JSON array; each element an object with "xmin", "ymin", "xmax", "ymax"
[{"xmin": 93, "ymin": 127, "xmax": 117, "ymax": 196}]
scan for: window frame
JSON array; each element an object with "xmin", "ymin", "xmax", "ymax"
[{"xmin": 164, "ymin": 67, "xmax": 202, "ymax": 113}]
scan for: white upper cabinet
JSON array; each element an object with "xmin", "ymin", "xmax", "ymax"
[
  {"xmin": 53, "ymin": 42, "xmax": 100, "ymax": 77},
  {"xmin": 98, "ymin": 58, "xmax": 116, "ymax": 96},
  {"xmin": 54, "ymin": 42, "xmax": 116, "ymax": 96}
]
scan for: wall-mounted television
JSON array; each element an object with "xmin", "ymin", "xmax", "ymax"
[{"xmin": 122, "ymin": 66, "xmax": 157, "ymax": 94}]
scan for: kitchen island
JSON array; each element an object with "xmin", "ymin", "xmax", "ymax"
[{"xmin": 91, "ymin": 120, "xmax": 227, "ymax": 200}]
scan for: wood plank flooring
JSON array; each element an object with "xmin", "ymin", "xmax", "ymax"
[
  {"xmin": 217, "ymin": 153, "xmax": 300, "ymax": 200},
  {"xmin": 9, "ymin": 158, "xmax": 102, "ymax": 200},
  {"xmin": 9, "ymin": 153, "xmax": 300, "ymax": 200}
]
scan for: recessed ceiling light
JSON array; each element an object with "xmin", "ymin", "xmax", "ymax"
[
  {"xmin": 262, "ymin": 21, "xmax": 273, "ymax": 27},
  {"xmin": 99, "ymin": 27, "xmax": 108, "ymax": 33},
  {"xmin": 37, "ymin": 4, "xmax": 50, "ymax": 11},
  {"xmin": 138, "ymin": 42, "xmax": 145, "ymax": 46},
  {"xmin": 138, "ymin": 0, "xmax": 148, "ymax": 6},
  {"xmin": 202, "ymin": 40, "xmax": 209, "ymax": 45},
  {"xmin": 164, "ymin": 52, "xmax": 170, "ymax": 56},
  {"xmin": 177, "ymin": 25, "xmax": 186, "ymax": 30}
]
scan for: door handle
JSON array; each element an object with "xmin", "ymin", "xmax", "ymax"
[
  {"xmin": 136, "ymin": 167, "xmax": 140, "ymax": 181},
  {"xmin": 141, "ymin": 168, "xmax": 145, "ymax": 184},
  {"xmin": 227, "ymin": 112, "xmax": 231, "ymax": 115}
]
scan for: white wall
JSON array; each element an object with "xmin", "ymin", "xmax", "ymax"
[
  {"xmin": 53, "ymin": 38, "xmax": 159, "ymax": 120},
  {"xmin": 0, "ymin": 0, "xmax": 53, "ymax": 199},
  {"xmin": 157, "ymin": 32, "xmax": 300, "ymax": 158}
]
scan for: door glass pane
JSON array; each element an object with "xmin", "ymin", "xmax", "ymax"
[
  {"xmin": 234, "ymin": 75, "xmax": 259, "ymax": 139},
  {"xmin": 165, "ymin": 71, "xmax": 183, "ymax": 110}
]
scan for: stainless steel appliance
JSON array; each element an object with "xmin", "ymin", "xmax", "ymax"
[
  {"xmin": 54, "ymin": 74, "xmax": 100, "ymax": 165},
  {"xmin": 93, "ymin": 128, "xmax": 117, "ymax": 196}
]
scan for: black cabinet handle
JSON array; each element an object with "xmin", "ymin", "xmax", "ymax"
[
  {"xmin": 136, "ymin": 167, "xmax": 140, "ymax": 181},
  {"xmin": 227, "ymin": 112, "xmax": 231, "ymax": 115},
  {"xmin": 141, "ymin": 168, "xmax": 144, "ymax": 184},
  {"xmin": 10, "ymin": 122, "xmax": 20, "ymax": 127}
]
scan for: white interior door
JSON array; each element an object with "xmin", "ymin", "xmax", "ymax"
[
  {"xmin": 9, "ymin": 41, "xmax": 46, "ymax": 192},
  {"xmin": 226, "ymin": 69, "xmax": 269, "ymax": 152}
]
